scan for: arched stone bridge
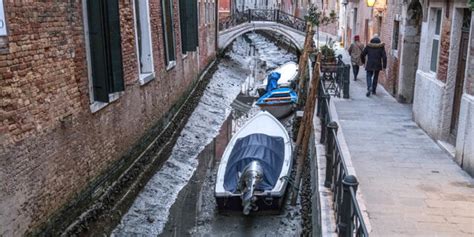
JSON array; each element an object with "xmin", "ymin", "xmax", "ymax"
[
  {"xmin": 219, "ymin": 21, "xmax": 306, "ymax": 50},
  {"xmin": 218, "ymin": 9, "xmax": 335, "ymax": 51}
]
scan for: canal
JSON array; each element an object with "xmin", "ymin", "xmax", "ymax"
[{"xmin": 111, "ymin": 32, "xmax": 305, "ymax": 236}]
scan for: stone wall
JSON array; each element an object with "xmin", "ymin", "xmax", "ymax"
[{"xmin": 0, "ymin": 0, "xmax": 216, "ymax": 236}]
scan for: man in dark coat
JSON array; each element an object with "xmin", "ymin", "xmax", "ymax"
[{"xmin": 361, "ymin": 34, "xmax": 387, "ymax": 97}]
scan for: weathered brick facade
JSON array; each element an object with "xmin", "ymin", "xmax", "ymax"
[
  {"xmin": 436, "ymin": 14, "xmax": 452, "ymax": 83},
  {"xmin": 0, "ymin": 0, "xmax": 216, "ymax": 236},
  {"xmin": 377, "ymin": 0, "xmax": 402, "ymax": 95}
]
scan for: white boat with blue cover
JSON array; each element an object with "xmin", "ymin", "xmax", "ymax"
[{"xmin": 215, "ymin": 111, "xmax": 293, "ymax": 215}]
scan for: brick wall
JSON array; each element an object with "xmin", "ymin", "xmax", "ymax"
[
  {"xmin": 199, "ymin": 0, "xmax": 217, "ymax": 68},
  {"xmin": 436, "ymin": 12, "xmax": 452, "ymax": 83},
  {"xmin": 378, "ymin": 0, "xmax": 402, "ymax": 95},
  {"xmin": 0, "ymin": 0, "xmax": 216, "ymax": 235}
]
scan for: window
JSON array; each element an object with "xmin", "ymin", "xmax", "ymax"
[
  {"xmin": 85, "ymin": 0, "xmax": 124, "ymax": 103},
  {"xmin": 134, "ymin": 0, "xmax": 154, "ymax": 82},
  {"xmin": 430, "ymin": 8, "xmax": 442, "ymax": 72},
  {"xmin": 161, "ymin": 0, "xmax": 176, "ymax": 68},
  {"xmin": 392, "ymin": 20, "xmax": 400, "ymax": 50},
  {"xmin": 179, "ymin": 0, "xmax": 198, "ymax": 53}
]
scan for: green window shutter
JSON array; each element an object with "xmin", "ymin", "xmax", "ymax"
[
  {"xmin": 162, "ymin": 0, "xmax": 176, "ymax": 63},
  {"xmin": 179, "ymin": 0, "xmax": 189, "ymax": 53},
  {"xmin": 180, "ymin": 0, "xmax": 198, "ymax": 52},
  {"xmin": 87, "ymin": 0, "xmax": 110, "ymax": 102},
  {"xmin": 188, "ymin": 0, "xmax": 198, "ymax": 51},
  {"xmin": 106, "ymin": 0, "xmax": 124, "ymax": 93}
]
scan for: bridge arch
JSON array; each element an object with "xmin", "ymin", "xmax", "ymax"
[{"xmin": 218, "ymin": 22, "xmax": 305, "ymax": 51}]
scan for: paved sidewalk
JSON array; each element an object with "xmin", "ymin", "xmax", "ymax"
[{"xmin": 331, "ymin": 49, "xmax": 474, "ymax": 236}]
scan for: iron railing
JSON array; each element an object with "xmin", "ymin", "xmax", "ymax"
[
  {"xmin": 320, "ymin": 55, "xmax": 351, "ymax": 98},
  {"xmin": 317, "ymin": 77, "xmax": 369, "ymax": 237},
  {"xmin": 219, "ymin": 9, "xmax": 306, "ymax": 32}
]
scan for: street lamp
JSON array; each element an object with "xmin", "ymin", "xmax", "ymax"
[{"xmin": 366, "ymin": 0, "xmax": 376, "ymax": 7}]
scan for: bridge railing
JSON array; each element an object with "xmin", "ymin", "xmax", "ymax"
[{"xmin": 219, "ymin": 9, "xmax": 307, "ymax": 33}]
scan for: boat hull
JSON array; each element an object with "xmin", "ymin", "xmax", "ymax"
[
  {"xmin": 257, "ymin": 102, "xmax": 293, "ymax": 119},
  {"xmin": 216, "ymin": 194, "xmax": 285, "ymax": 213}
]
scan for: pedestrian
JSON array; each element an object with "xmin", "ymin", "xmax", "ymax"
[
  {"xmin": 348, "ymin": 35, "xmax": 364, "ymax": 81},
  {"xmin": 361, "ymin": 34, "xmax": 387, "ymax": 97}
]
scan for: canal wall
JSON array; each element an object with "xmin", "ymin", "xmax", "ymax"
[{"xmin": 32, "ymin": 60, "xmax": 220, "ymax": 236}]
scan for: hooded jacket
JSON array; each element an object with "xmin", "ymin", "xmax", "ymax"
[{"xmin": 361, "ymin": 37, "xmax": 387, "ymax": 71}]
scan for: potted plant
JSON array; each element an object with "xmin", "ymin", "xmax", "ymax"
[{"xmin": 320, "ymin": 44, "xmax": 335, "ymax": 62}]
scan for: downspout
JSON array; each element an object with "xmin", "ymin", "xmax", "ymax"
[{"xmin": 215, "ymin": 0, "xmax": 219, "ymax": 53}]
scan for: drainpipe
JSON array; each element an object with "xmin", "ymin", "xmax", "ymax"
[{"xmin": 215, "ymin": 0, "xmax": 219, "ymax": 53}]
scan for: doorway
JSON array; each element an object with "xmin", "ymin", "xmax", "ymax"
[{"xmin": 450, "ymin": 9, "xmax": 471, "ymax": 139}]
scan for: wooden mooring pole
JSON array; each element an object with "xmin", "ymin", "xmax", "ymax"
[
  {"xmin": 296, "ymin": 23, "xmax": 315, "ymax": 105},
  {"xmin": 291, "ymin": 53, "xmax": 321, "ymax": 206}
]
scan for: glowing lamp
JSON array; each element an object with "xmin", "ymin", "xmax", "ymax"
[{"xmin": 366, "ymin": 0, "xmax": 376, "ymax": 7}]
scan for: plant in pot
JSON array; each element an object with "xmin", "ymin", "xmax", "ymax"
[{"xmin": 320, "ymin": 44, "xmax": 335, "ymax": 62}]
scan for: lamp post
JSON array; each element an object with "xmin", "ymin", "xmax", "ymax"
[{"xmin": 366, "ymin": 0, "xmax": 376, "ymax": 7}]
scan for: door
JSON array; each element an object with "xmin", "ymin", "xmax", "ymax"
[{"xmin": 450, "ymin": 9, "xmax": 471, "ymax": 138}]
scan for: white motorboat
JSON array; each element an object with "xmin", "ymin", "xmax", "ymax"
[
  {"xmin": 257, "ymin": 61, "xmax": 298, "ymax": 95},
  {"xmin": 215, "ymin": 111, "xmax": 293, "ymax": 214}
]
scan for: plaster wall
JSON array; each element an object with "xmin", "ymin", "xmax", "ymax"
[
  {"xmin": 413, "ymin": 70, "xmax": 445, "ymax": 139},
  {"xmin": 455, "ymin": 94, "xmax": 474, "ymax": 176}
]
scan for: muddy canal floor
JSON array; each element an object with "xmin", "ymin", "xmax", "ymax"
[{"xmin": 161, "ymin": 110, "xmax": 304, "ymax": 237}]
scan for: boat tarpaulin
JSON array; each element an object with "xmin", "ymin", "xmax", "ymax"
[
  {"xmin": 265, "ymin": 72, "xmax": 281, "ymax": 92},
  {"xmin": 223, "ymin": 133, "xmax": 285, "ymax": 193}
]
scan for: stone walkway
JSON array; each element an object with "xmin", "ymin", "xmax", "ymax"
[{"xmin": 331, "ymin": 49, "xmax": 474, "ymax": 236}]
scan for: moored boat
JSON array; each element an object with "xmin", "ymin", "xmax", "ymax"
[
  {"xmin": 257, "ymin": 61, "xmax": 298, "ymax": 95},
  {"xmin": 215, "ymin": 111, "xmax": 293, "ymax": 215},
  {"xmin": 256, "ymin": 88, "xmax": 298, "ymax": 119}
]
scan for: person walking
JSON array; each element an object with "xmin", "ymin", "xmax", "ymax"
[
  {"xmin": 361, "ymin": 34, "xmax": 387, "ymax": 97},
  {"xmin": 348, "ymin": 35, "xmax": 364, "ymax": 81}
]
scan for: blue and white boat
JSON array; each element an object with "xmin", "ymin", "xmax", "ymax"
[
  {"xmin": 256, "ymin": 88, "xmax": 298, "ymax": 119},
  {"xmin": 257, "ymin": 62, "xmax": 299, "ymax": 95},
  {"xmin": 215, "ymin": 111, "xmax": 293, "ymax": 215}
]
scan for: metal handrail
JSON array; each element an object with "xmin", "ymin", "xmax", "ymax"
[
  {"xmin": 219, "ymin": 9, "xmax": 307, "ymax": 32},
  {"xmin": 318, "ymin": 77, "xmax": 369, "ymax": 237}
]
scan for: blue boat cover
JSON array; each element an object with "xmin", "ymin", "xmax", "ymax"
[
  {"xmin": 265, "ymin": 72, "xmax": 281, "ymax": 92},
  {"xmin": 256, "ymin": 88, "xmax": 298, "ymax": 105},
  {"xmin": 224, "ymin": 133, "xmax": 285, "ymax": 193}
]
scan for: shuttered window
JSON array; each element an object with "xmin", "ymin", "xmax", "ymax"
[
  {"xmin": 179, "ymin": 0, "xmax": 198, "ymax": 53},
  {"xmin": 161, "ymin": 0, "xmax": 176, "ymax": 67},
  {"xmin": 86, "ymin": 0, "xmax": 124, "ymax": 103}
]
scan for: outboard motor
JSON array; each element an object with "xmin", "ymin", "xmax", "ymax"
[{"xmin": 238, "ymin": 161, "xmax": 264, "ymax": 215}]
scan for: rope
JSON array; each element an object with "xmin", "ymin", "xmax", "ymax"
[{"xmin": 280, "ymin": 175, "xmax": 299, "ymax": 193}]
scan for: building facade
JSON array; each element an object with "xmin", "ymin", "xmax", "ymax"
[
  {"xmin": 346, "ymin": 0, "xmax": 473, "ymax": 176},
  {"xmin": 219, "ymin": 0, "xmax": 232, "ymax": 20},
  {"xmin": 0, "ymin": 0, "xmax": 216, "ymax": 235},
  {"xmin": 413, "ymin": 0, "xmax": 473, "ymax": 176},
  {"xmin": 234, "ymin": 0, "xmax": 279, "ymax": 12}
]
